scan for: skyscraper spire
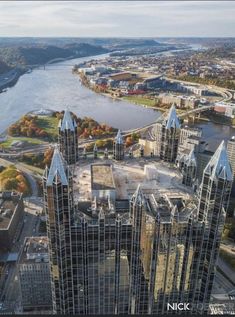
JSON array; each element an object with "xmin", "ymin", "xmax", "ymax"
[
  {"xmin": 115, "ymin": 129, "xmax": 124, "ymax": 144},
  {"xmin": 204, "ymin": 140, "xmax": 233, "ymax": 181},
  {"xmin": 131, "ymin": 184, "xmax": 144, "ymax": 205},
  {"xmin": 185, "ymin": 149, "xmax": 197, "ymax": 166},
  {"xmin": 59, "ymin": 109, "xmax": 77, "ymax": 132},
  {"xmin": 180, "ymin": 149, "xmax": 197, "ymax": 187},
  {"xmin": 93, "ymin": 143, "xmax": 98, "ymax": 159},
  {"xmin": 93, "ymin": 143, "xmax": 97, "ymax": 152},
  {"xmin": 156, "ymin": 104, "xmax": 181, "ymax": 163},
  {"xmin": 46, "ymin": 146, "xmax": 68, "ymax": 186},
  {"xmin": 58, "ymin": 109, "xmax": 79, "ymax": 164},
  {"xmin": 113, "ymin": 129, "xmax": 124, "ymax": 160},
  {"xmin": 163, "ymin": 104, "xmax": 181, "ymax": 130}
]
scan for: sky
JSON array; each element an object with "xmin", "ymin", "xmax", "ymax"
[{"xmin": 0, "ymin": 1, "xmax": 234, "ymax": 37}]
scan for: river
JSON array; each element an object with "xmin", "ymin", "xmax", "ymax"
[
  {"xmin": 0, "ymin": 53, "xmax": 234, "ymax": 150},
  {"xmin": 0, "ymin": 54, "xmax": 160, "ymax": 133}
]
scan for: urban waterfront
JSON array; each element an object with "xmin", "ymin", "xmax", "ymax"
[
  {"xmin": 1, "ymin": 1, "xmax": 235, "ymax": 315},
  {"xmin": 0, "ymin": 53, "xmax": 235, "ymax": 150}
]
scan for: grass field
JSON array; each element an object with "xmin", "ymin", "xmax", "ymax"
[
  {"xmin": 122, "ymin": 95, "xmax": 158, "ymax": 107},
  {"xmin": 36, "ymin": 115, "xmax": 59, "ymax": 140},
  {"xmin": 1, "ymin": 114, "xmax": 59, "ymax": 148}
]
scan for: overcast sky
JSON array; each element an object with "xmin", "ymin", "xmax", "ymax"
[{"xmin": 0, "ymin": 1, "xmax": 234, "ymax": 37}]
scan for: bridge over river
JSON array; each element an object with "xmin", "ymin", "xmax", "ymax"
[{"xmin": 123, "ymin": 104, "xmax": 214, "ymax": 136}]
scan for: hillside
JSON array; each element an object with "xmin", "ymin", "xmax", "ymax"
[
  {"xmin": 0, "ymin": 43, "xmax": 108, "ymax": 67},
  {"xmin": 0, "ymin": 60, "xmax": 11, "ymax": 74}
]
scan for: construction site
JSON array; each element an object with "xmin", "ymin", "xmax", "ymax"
[{"xmin": 74, "ymin": 158, "xmax": 193, "ymax": 204}]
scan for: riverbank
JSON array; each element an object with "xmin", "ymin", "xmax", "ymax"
[
  {"xmin": 100, "ymin": 92, "xmax": 164, "ymax": 111},
  {"xmin": 1, "ymin": 50, "xmax": 234, "ymax": 148},
  {"xmin": 77, "ymin": 72, "xmax": 166, "ymax": 112},
  {"xmin": 77, "ymin": 71, "xmax": 235, "ymax": 128},
  {"xmin": 0, "ymin": 50, "xmax": 108, "ymax": 94},
  {"xmin": 0, "ymin": 68, "xmax": 26, "ymax": 93}
]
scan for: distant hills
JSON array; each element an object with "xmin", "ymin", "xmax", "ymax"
[
  {"xmin": 0, "ymin": 43, "xmax": 109, "ymax": 70},
  {"xmin": 1, "ymin": 37, "xmax": 234, "ymax": 74},
  {"xmin": 0, "ymin": 37, "xmax": 175, "ymax": 74}
]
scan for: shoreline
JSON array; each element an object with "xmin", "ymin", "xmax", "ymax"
[
  {"xmin": 0, "ymin": 51, "xmax": 108, "ymax": 95},
  {"xmin": 100, "ymin": 92, "xmax": 165, "ymax": 112},
  {"xmin": 78, "ymin": 74, "xmax": 235, "ymax": 128},
  {"xmin": 0, "ymin": 68, "xmax": 26, "ymax": 93}
]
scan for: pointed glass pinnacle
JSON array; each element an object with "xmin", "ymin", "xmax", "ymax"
[
  {"xmin": 59, "ymin": 109, "xmax": 77, "ymax": 131},
  {"xmin": 164, "ymin": 104, "xmax": 181, "ymax": 129},
  {"xmin": 46, "ymin": 146, "xmax": 68, "ymax": 186},
  {"xmin": 204, "ymin": 140, "xmax": 233, "ymax": 181},
  {"xmin": 115, "ymin": 129, "xmax": 124, "ymax": 144}
]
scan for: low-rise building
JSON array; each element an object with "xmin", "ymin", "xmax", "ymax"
[
  {"xmin": 180, "ymin": 84, "xmax": 210, "ymax": 96},
  {"xmin": 159, "ymin": 93, "xmax": 200, "ymax": 109},
  {"xmin": 18, "ymin": 236, "xmax": 52, "ymax": 312},
  {"xmin": 214, "ymin": 102, "xmax": 235, "ymax": 118},
  {"xmin": 179, "ymin": 125, "xmax": 202, "ymax": 152},
  {"xmin": 138, "ymin": 138, "xmax": 155, "ymax": 156},
  {"xmin": 0, "ymin": 191, "xmax": 24, "ymax": 251}
]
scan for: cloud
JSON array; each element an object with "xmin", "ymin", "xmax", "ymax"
[{"xmin": 0, "ymin": 1, "xmax": 234, "ymax": 37}]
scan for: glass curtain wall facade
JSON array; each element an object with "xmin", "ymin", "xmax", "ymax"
[{"xmin": 44, "ymin": 136, "xmax": 232, "ymax": 315}]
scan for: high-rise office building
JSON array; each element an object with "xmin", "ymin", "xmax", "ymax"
[
  {"xmin": 58, "ymin": 109, "xmax": 78, "ymax": 165},
  {"xmin": 227, "ymin": 136, "xmax": 235, "ymax": 196},
  {"xmin": 178, "ymin": 148, "xmax": 197, "ymax": 187},
  {"xmin": 155, "ymin": 104, "xmax": 181, "ymax": 162},
  {"xmin": 227, "ymin": 136, "xmax": 235, "ymax": 175},
  {"xmin": 43, "ymin": 146, "xmax": 74, "ymax": 313},
  {"xmin": 44, "ymin": 122, "xmax": 232, "ymax": 314},
  {"xmin": 113, "ymin": 129, "xmax": 124, "ymax": 160},
  {"xmin": 195, "ymin": 141, "xmax": 233, "ymax": 311}
]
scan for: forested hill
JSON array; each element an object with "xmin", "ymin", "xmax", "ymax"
[
  {"xmin": 0, "ymin": 60, "xmax": 12, "ymax": 74},
  {"xmin": 0, "ymin": 43, "xmax": 109, "ymax": 68}
]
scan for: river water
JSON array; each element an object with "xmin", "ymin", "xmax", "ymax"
[
  {"xmin": 0, "ymin": 54, "xmax": 159, "ymax": 133},
  {"xmin": 0, "ymin": 53, "xmax": 234, "ymax": 150}
]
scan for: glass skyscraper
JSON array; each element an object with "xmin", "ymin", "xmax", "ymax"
[{"xmin": 43, "ymin": 111, "xmax": 232, "ymax": 315}]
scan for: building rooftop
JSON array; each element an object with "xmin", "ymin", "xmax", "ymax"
[
  {"xmin": 0, "ymin": 192, "xmax": 22, "ymax": 230},
  {"xmin": 181, "ymin": 124, "xmax": 202, "ymax": 133},
  {"xmin": 19, "ymin": 236, "xmax": 49, "ymax": 264},
  {"xmin": 91, "ymin": 164, "xmax": 116, "ymax": 191},
  {"xmin": 228, "ymin": 136, "xmax": 235, "ymax": 143},
  {"xmin": 147, "ymin": 192, "xmax": 196, "ymax": 224}
]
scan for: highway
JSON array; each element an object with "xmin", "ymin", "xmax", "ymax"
[
  {"xmin": 0, "ymin": 143, "xmax": 50, "ymax": 158},
  {"xmin": 122, "ymin": 103, "xmax": 214, "ymax": 136},
  {"xmin": 164, "ymin": 76, "xmax": 234, "ymax": 102}
]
